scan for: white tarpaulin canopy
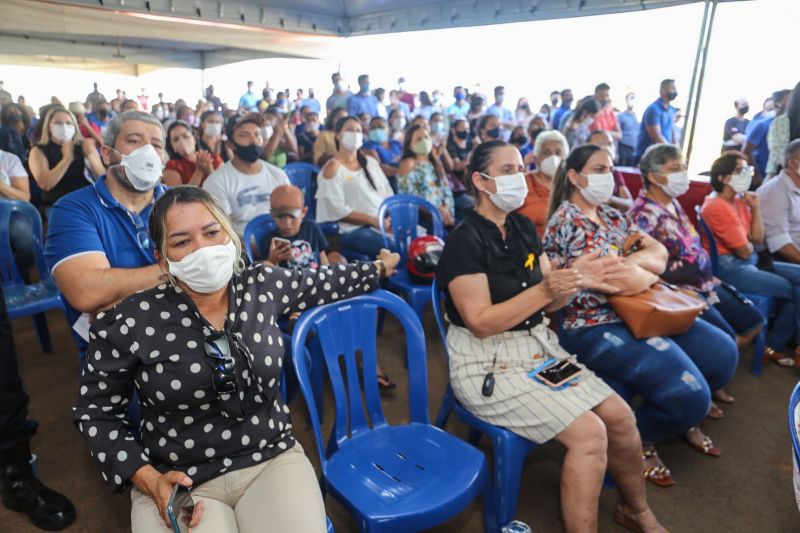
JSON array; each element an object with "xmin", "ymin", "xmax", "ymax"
[{"xmin": 0, "ymin": 0, "xmax": 744, "ymax": 74}]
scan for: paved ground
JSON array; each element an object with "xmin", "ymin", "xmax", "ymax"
[{"xmin": 2, "ymin": 307, "xmax": 800, "ymax": 532}]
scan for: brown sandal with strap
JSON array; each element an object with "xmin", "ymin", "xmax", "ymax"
[
  {"xmin": 615, "ymin": 506, "xmax": 670, "ymax": 533},
  {"xmin": 764, "ymin": 345, "xmax": 795, "ymax": 367},
  {"xmin": 642, "ymin": 448, "xmax": 675, "ymax": 487},
  {"xmin": 686, "ymin": 426, "xmax": 721, "ymax": 457}
]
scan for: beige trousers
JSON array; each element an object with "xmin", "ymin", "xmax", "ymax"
[{"xmin": 131, "ymin": 443, "xmax": 327, "ymax": 533}]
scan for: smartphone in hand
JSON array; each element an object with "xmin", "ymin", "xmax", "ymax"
[{"xmin": 167, "ymin": 484, "xmax": 194, "ymax": 533}]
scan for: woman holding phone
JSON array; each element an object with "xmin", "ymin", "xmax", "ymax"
[{"xmin": 74, "ymin": 186, "xmax": 399, "ymax": 532}]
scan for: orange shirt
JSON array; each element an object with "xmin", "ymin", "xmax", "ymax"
[
  {"xmin": 516, "ymin": 174, "xmax": 550, "ymax": 238},
  {"xmin": 589, "ymin": 106, "xmax": 619, "ymax": 133},
  {"xmin": 165, "ymin": 153, "xmax": 223, "ymax": 186},
  {"xmin": 700, "ymin": 195, "xmax": 752, "ymax": 256}
]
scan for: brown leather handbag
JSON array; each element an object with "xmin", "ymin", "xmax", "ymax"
[{"xmin": 607, "ymin": 233, "xmax": 707, "ymax": 339}]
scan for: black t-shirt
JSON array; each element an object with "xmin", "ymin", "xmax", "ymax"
[
  {"xmin": 722, "ymin": 116, "xmax": 749, "ymax": 146},
  {"xmin": 260, "ymin": 219, "xmax": 329, "ymax": 269},
  {"xmin": 436, "ymin": 210, "xmax": 545, "ymax": 331},
  {"xmin": 38, "ymin": 141, "xmax": 88, "ymax": 207}
]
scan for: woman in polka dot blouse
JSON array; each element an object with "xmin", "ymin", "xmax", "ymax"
[{"xmin": 73, "ymin": 186, "xmax": 400, "ymax": 533}]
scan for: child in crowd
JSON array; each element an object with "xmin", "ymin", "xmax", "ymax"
[{"xmin": 262, "ymin": 184, "xmax": 330, "ymax": 269}]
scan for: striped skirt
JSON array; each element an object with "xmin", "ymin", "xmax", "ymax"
[{"xmin": 447, "ymin": 322, "xmax": 614, "ymax": 443}]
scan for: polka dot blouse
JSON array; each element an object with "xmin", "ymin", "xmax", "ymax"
[{"xmin": 74, "ymin": 261, "xmax": 380, "ymax": 492}]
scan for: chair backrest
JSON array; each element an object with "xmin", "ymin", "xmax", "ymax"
[
  {"xmin": 378, "ymin": 195, "xmax": 444, "ymax": 265},
  {"xmin": 694, "ymin": 206, "xmax": 720, "ymax": 277},
  {"xmin": 430, "ymin": 279, "xmax": 450, "ymax": 364},
  {"xmin": 291, "ymin": 290, "xmax": 429, "ymax": 468},
  {"xmin": 242, "ymin": 214, "xmax": 276, "ymax": 262},
  {"xmin": 0, "ymin": 199, "xmax": 48, "ymax": 288},
  {"xmin": 789, "ymin": 382, "xmax": 800, "ymax": 467},
  {"xmin": 284, "ymin": 162, "xmax": 320, "ymax": 219}
]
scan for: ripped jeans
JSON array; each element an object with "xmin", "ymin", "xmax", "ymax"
[{"xmin": 561, "ymin": 318, "xmax": 738, "ymax": 442}]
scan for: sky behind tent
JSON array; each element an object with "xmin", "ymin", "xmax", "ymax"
[{"xmin": 0, "ymin": 0, "xmax": 796, "ymax": 174}]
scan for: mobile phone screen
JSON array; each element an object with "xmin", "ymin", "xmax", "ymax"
[
  {"xmin": 539, "ymin": 361, "xmax": 582, "ymax": 385},
  {"xmin": 273, "ymin": 237, "xmax": 291, "ymax": 247},
  {"xmin": 168, "ymin": 485, "xmax": 194, "ymax": 533}
]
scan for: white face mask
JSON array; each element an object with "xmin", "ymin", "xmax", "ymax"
[
  {"xmin": 50, "ymin": 123, "xmax": 75, "ymax": 142},
  {"xmin": 117, "ymin": 144, "xmax": 164, "ymax": 192},
  {"xmin": 261, "ymin": 125, "xmax": 274, "ymax": 140},
  {"xmin": 660, "ymin": 170, "xmax": 690, "ymax": 197},
  {"xmin": 341, "ymin": 131, "xmax": 363, "ymax": 152},
  {"xmin": 167, "ymin": 240, "xmax": 237, "ymax": 294},
  {"xmin": 539, "ymin": 155, "xmax": 562, "ymax": 178},
  {"xmin": 578, "ymin": 172, "xmax": 615, "ymax": 205},
  {"xmin": 729, "ymin": 166, "xmax": 753, "ymax": 193},
  {"xmin": 204, "ymin": 122, "xmax": 222, "ymax": 138},
  {"xmin": 481, "ymin": 172, "xmax": 528, "ymax": 212}
]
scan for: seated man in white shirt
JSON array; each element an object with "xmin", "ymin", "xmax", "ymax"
[
  {"xmin": 203, "ymin": 113, "xmax": 290, "ymax": 235},
  {"xmin": 758, "ymin": 139, "xmax": 800, "ymax": 264}
]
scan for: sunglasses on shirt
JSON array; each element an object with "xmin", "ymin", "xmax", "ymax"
[{"xmin": 203, "ymin": 332, "xmax": 237, "ymax": 395}]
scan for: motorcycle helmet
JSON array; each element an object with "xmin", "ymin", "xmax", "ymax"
[{"xmin": 406, "ymin": 235, "xmax": 445, "ymax": 284}]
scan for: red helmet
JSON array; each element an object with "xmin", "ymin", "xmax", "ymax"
[{"xmin": 406, "ymin": 236, "xmax": 445, "ymax": 284}]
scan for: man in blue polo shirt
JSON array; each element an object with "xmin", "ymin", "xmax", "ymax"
[
  {"xmin": 551, "ymin": 88, "xmax": 573, "ymax": 130},
  {"xmin": 635, "ymin": 79, "xmax": 678, "ymax": 163},
  {"xmin": 45, "ymin": 111, "xmax": 168, "ymax": 351},
  {"xmin": 745, "ymin": 89, "xmax": 791, "ymax": 181},
  {"xmin": 347, "ymin": 74, "xmax": 378, "ymax": 118}
]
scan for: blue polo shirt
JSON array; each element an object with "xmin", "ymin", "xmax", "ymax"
[
  {"xmin": 745, "ymin": 116, "xmax": 774, "ymax": 177},
  {"xmin": 347, "ymin": 93, "xmax": 379, "ymax": 117},
  {"xmin": 636, "ymin": 99, "xmax": 676, "ymax": 160},
  {"xmin": 362, "ymin": 139, "xmax": 403, "ymax": 166}
]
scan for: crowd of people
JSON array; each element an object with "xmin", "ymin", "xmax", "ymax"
[{"xmin": 1, "ymin": 73, "xmax": 800, "ymax": 532}]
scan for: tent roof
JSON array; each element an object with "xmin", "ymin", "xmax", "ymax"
[{"xmin": 1, "ymin": 0, "xmax": 743, "ymax": 73}]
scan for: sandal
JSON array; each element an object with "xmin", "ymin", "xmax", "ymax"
[
  {"xmin": 685, "ymin": 426, "xmax": 721, "ymax": 457},
  {"xmin": 707, "ymin": 401, "xmax": 724, "ymax": 420},
  {"xmin": 712, "ymin": 389, "xmax": 735, "ymax": 404},
  {"xmin": 614, "ymin": 506, "xmax": 670, "ymax": 533},
  {"xmin": 377, "ymin": 372, "xmax": 397, "ymax": 391},
  {"xmin": 764, "ymin": 345, "xmax": 794, "ymax": 367},
  {"xmin": 642, "ymin": 448, "xmax": 675, "ymax": 487}
]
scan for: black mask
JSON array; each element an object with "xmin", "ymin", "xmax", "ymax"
[
  {"xmin": 511, "ymin": 135, "xmax": 527, "ymax": 146},
  {"xmin": 529, "ymin": 128, "xmax": 544, "ymax": 140},
  {"xmin": 667, "ymin": 90, "xmax": 678, "ymax": 101},
  {"xmin": 455, "ymin": 130, "xmax": 468, "ymax": 140},
  {"xmin": 233, "ymin": 141, "xmax": 261, "ymax": 163},
  {"xmin": 97, "ymin": 109, "xmax": 109, "ymax": 119},
  {"xmin": 486, "ymin": 127, "xmax": 501, "ymax": 140},
  {"xmin": 739, "ymin": 105, "xmax": 749, "ymax": 115}
]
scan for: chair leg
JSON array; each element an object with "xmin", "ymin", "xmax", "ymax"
[
  {"xmin": 32, "ymin": 312, "xmax": 53, "ymax": 353},
  {"xmin": 434, "ymin": 387, "xmax": 454, "ymax": 429},
  {"xmin": 752, "ymin": 329, "xmax": 765, "ymax": 376},
  {"xmin": 492, "ymin": 437, "xmax": 527, "ymax": 529}
]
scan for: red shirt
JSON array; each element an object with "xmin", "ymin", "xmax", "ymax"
[
  {"xmin": 590, "ymin": 106, "xmax": 619, "ymax": 133},
  {"xmin": 165, "ymin": 154, "xmax": 223, "ymax": 186}
]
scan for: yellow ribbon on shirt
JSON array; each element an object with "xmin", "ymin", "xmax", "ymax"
[{"xmin": 524, "ymin": 253, "xmax": 536, "ymax": 271}]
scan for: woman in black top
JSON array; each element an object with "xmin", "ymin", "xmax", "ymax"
[
  {"xmin": 435, "ymin": 140, "xmax": 666, "ymax": 532},
  {"xmin": 74, "ymin": 186, "xmax": 399, "ymax": 532},
  {"xmin": 29, "ymin": 106, "xmax": 104, "ymax": 211}
]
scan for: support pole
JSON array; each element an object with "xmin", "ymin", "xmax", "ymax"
[
  {"xmin": 685, "ymin": 0, "xmax": 719, "ymax": 165},
  {"xmin": 681, "ymin": 0, "xmax": 711, "ymax": 151}
]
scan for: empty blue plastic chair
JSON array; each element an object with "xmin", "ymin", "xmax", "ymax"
[
  {"xmin": 695, "ymin": 206, "xmax": 772, "ymax": 375},
  {"xmin": 431, "ymin": 280, "xmax": 535, "ymax": 531},
  {"xmin": 377, "ymin": 195, "xmax": 444, "ymax": 324},
  {"xmin": 242, "ymin": 214, "xmax": 277, "ymax": 262},
  {"xmin": 789, "ymin": 382, "xmax": 800, "ymax": 469},
  {"xmin": 291, "ymin": 289, "xmax": 492, "ymax": 532},
  {"xmin": 0, "ymin": 199, "xmax": 66, "ymax": 353},
  {"xmin": 285, "ymin": 162, "xmax": 320, "ymax": 219}
]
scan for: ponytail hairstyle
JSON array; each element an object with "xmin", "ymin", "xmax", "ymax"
[
  {"xmin": 401, "ymin": 124, "xmax": 445, "ymax": 185},
  {"xmin": 466, "ymin": 139, "xmax": 507, "ymax": 201},
  {"xmin": 547, "ymin": 143, "xmax": 604, "ymax": 220},
  {"xmin": 334, "ymin": 115, "xmax": 377, "ymax": 190}
]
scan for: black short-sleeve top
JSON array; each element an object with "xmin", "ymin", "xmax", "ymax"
[{"xmin": 436, "ymin": 210, "xmax": 545, "ymax": 331}]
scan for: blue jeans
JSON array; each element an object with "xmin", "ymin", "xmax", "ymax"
[
  {"xmin": 561, "ymin": 319, "xmax": 739, "ymax": 442},
  {"xmin": 718, "ymin": 253, "xmax": 800, "ymax": 349},
  {"xmin": 339, "ymin": 226, "xmax": 386, "ymax": 257},
  {"xmin": 700, "ymin": 283, "xmax": 765, "ymax": 341}
]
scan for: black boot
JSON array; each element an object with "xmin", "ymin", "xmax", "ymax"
[{"xmin": 0, "ymin": 442, "xmax": 76, "ymax": 531}]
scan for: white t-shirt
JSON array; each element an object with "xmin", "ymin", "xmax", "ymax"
[
  {"xmin": 0, "ymin": 149, "xmax": 26, "ymax": 188},
  {"xmin": 203, "ymin": 160, "xmax": 290, "ymax": 235},
  {"xmin": 316, "ymin": 156, "xmax": 394, "ymax": 234}
]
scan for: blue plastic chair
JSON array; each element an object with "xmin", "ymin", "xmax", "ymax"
[
  {"xmin": 285, "ymin": 162, "xmax": 320, "ymax": 220},
  {"xmin": 291, "ymin": 290, "xmax": 492, "ymax": 532},
  {"xmin": 326, "ymin": 516, "xmax": 335, "ymax": 533},
  {"xmin": 789, "ymin": 382, "xmax": 800, "ymax": 469},
  {"xmin": 695, "ymin": 207, "xmax": 772, "ymax": 375},
  {"xmin": 0, "ymin": 200, "xmax": 66, "ymax": 353},
  {"xmin": 242, "ymin": 214, "xmax": 276, "ymax": 262},
  {"xmin": 431, "ymin": 280, "xmax": 536, "ymax": 530},
  {"xmin": 378, "ymin": 195, "xmax": 444, "ymax": 324}
]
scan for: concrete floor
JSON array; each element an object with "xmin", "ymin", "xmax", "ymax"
[{"xmin": 2, "ymin": 307, "xmax": 800, "ymax": 532}]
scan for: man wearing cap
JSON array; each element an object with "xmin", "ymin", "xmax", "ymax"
[{"xmin": 202, "ymin": 113, "xmax": 290, "ymax": 235}]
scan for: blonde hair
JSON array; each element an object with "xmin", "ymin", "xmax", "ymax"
[
  {"xmin": 38, "ymin": 106, "xmax": 83, "ymax": 145},
  {"xmin": 149, "ymin": 186, "xmax": 245, "ymax": 286}
]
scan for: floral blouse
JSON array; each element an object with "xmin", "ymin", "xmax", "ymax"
[
  {"xmin": 398, "ymin": 160, "xmax": 455, "ymax": 218},
  {"xmin": 629, "ymin": 191, "xmax": 716, "ymax": 293},
  {"xmin": 74, "ymin": 261, "xmax": 380, "ymax": 493},
  {"xmin": 543, "ymin": 201, "xmax": 635, "ymax": 329}
]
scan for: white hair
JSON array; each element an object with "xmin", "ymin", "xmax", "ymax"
[{"xmin": 533, "ymin": 129, "xmax": 569, "ymax": 160}]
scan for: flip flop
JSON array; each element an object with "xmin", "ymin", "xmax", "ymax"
[{"xmin": 377, "ymin": 372, "xmax": 396, "ymax": 391}]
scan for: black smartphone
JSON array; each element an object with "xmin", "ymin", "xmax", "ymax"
[
  {"xmin": 536, "ymin": 360, "xmax": 583, "ymax": 388},
  {"xmin": 167, "ymin": 484, "xmax": 194, "ymax": 533}
]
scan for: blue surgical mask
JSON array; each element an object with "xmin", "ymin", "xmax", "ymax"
[
  {"xmin": 368, "ymin": 128, "xmax": 388, "ymax": 143},
  {"xmin": 431, "ymin": 122, "xmax": 445, "ymax": 134}
]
